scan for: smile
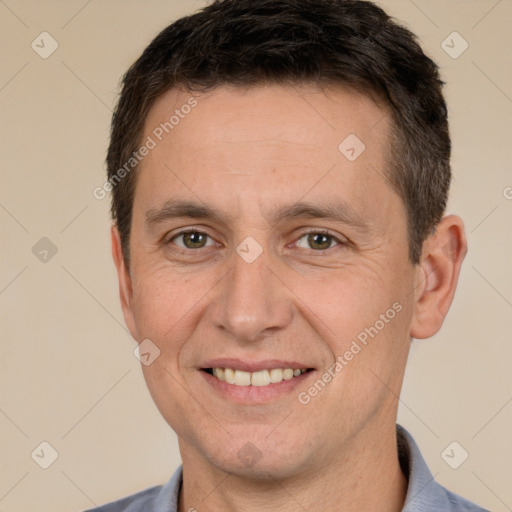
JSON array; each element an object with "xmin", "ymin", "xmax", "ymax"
[{"xmin": 204, "ymin": 367, "xmax": 310, "ymax": 386}]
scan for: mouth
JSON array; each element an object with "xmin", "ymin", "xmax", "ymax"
[{"xmin": 201, "ymin": 367, "xmax": 314, "ymax": 387}]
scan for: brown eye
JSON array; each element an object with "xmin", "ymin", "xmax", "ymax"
[
  {"xmin": 171, "ymin": 231, "xmax": 214, "ymax": 249},
  {"xmin": 295, "ymin": 231, "xmax": 343, "ymax": 251}
]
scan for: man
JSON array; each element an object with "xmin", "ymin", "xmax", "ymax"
[{"xmin": 90, "ymin": 0, "xmax": 488, "ymax": 510}]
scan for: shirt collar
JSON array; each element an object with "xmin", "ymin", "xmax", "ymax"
[
  {"xmin": 154, "ymin": 463, "xmax": 182, "ymax": 512},
  {"xmin": 397, "ymin": 423, "xmax": 442, "ymax": 511}
]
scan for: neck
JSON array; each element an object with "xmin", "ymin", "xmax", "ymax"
[{"xmin": 177, "ymin": 422, "xmax": 408, "ymax": 512}]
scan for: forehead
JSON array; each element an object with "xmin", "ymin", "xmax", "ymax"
[
  {"xmin": 134, "ymin": 83, "xmax": 399, "ymax": 229},
  {"xmin": 143, "ymin": 83, "xmax": 389, "ymax": 152}
]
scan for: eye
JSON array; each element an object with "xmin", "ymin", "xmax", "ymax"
[
  {"xmin": 167, "ymin": 229, "xmax": 347, "ymax": 253},
  {"xmin": 295, "ymin": 230, "xmax": 345, "ymax": 251},
  {"xmin": 170, "ymin": 230, "xmax": 216, "ymax": 250}
]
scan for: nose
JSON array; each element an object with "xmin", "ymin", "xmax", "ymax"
[{"xmin": 210, "ymin": 245, "xmax": 293, "ymax": 343}]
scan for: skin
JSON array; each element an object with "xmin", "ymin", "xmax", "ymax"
[{"xmin": 111, "ymin": 84, "xmax": 467, "ymax": 512}]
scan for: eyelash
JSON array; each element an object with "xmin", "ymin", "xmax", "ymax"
[{"xmin": 166, "ymin": 228, "xmax": 348, "ymax": 254}]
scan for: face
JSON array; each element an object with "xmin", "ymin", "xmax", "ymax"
[{"xmin": 114, "ymin": 84, "xmax": 422, "ymax": 479}]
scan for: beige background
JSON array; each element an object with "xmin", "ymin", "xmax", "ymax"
[{"xmin": 1, "ymin": 0, "xmax": 511, "ymax": 510}]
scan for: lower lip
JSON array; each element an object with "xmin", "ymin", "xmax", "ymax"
[{"xmin": 200, "ymin": 370, "xmax": 315, "ymax": 404}]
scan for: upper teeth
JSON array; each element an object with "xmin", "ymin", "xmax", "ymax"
[{"xmin": 211, "ymin": 367, "xmax": 307, "ymax": 386}]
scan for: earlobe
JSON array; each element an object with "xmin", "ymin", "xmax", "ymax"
[
  {"xmin": 111, "ymin": 225, "xmax": 138, "ymax": 339},
  {"xmin": 410, "ymin": 215, "xmax": 467, "ymax": 339}
]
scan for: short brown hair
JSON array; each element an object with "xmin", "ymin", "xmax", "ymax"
[{"xmin": 106, "ymin": 0, "xmax": 451, "ymax": 266}]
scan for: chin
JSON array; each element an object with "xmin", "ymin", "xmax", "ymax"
[
  {"xmin": 211, "ymin": 454, "xmax": 302, "ymax": 481},
  {"xmin": 199, "ymin": 434, "xmax": 312, "ymax": 481}
]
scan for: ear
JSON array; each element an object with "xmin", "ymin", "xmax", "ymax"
[
  {"xmin": 410, "ymin": 215, "xmax": 467, "ymax": 339},
  {"xmin": 111, "ymin": 225, "xmax": 138, "ymax": 339}
]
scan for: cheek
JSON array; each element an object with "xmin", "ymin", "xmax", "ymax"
[
  {"xmin": 290, "ymin": 258, "xmax": 413, "ymax": 402},
  {"xmin": 129, "ymin": 265, "xmax": 222, "ymax": 377},
  {"xmin": 130, "ymin": 265, "xmax": 200, "ymax": 340},
  {"xmin": 291, "ymin": 262, "xmax": 395, "ymax": 345}
]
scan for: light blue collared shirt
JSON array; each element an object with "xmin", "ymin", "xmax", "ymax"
[{"xmin": 83, "ymin": 425, "xmax": 489, "ymax": 511}]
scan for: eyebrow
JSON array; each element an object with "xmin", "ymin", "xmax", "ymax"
[{"xmin": 144, "ymin": 198, "xmax": 370, "ymax": 232}]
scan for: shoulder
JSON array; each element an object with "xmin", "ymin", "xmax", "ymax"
[
  {"xmin": 81, "ymin": 484, "xmax": 163, "ymax": 512},
  {"xmin": 397, "ymin": 425, "xmax": 490, "ymax": 512},
  {"xmin": 436, "ymin": 484, "xmax": 490, "ymax": 512},
  {"xmin": 79, "ymin": 464, "xmax": 183, "ymax": 512}
]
